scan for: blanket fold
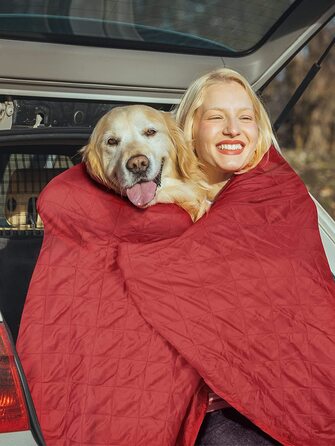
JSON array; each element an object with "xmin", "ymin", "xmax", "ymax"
[
  {"xmin": 16, "ymin": 164, "xmax": 210, "ymax": 446},
  {"xmin": 117, "ymin": 147, "xmax": 335, "ymax": 446}
]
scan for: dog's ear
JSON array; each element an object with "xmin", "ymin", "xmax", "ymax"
[
  {"xmin": 80, "ymin": 128, "xmax": 110, "ymax": 188},
  {"xmin": 162, "ymin": 112, "xmax": 201, "ymax": 181}
]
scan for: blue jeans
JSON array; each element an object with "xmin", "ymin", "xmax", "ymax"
[{"xmin": 196, "ymin": 409, "xmax": 281, "ymax": 446}]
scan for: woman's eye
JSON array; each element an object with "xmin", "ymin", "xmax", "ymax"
[
  {"xmin": 107, "ymin": 137, "xmax": 120, "ymax": 146},
  {"xmin": 208, "ymin": 115, "xmax": 222, "ymax": 120},
  {"xmin": 240, "ymin": 116, "xmax": 253, "ymax": 121},
  {"xmin": 144, "ymin": 128, "xmax": 157, "ymax": 137}
]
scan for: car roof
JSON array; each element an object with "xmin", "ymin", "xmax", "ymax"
[{"xmin": 0, "ymin": 0, "xmax": 333, "ymax": 103}]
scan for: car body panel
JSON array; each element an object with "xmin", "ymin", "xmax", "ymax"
[
  {"xmin": 0, "ymin": 431, "xmax": 38, "ymax": 446},
  {"xmin": 314, "ymin": 200, "xmax": 335, "ymax": 274}
]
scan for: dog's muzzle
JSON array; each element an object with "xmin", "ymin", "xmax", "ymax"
[{"xmin": 125, "ymin": 159, "xmax": 164, "ymax": 208}]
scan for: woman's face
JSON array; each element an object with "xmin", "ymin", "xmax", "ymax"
[{"xmin": 193, "ymin": 81, "xmax": 259, "ymax": 184}]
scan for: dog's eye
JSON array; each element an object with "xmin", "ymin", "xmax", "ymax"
[
  {"xmin": 107, "ymin": 137, "xmax": 120, "ymax": 146},
  {"xmin": 144, "ymin": 128, "xmax": 157, "ymax": 137}
]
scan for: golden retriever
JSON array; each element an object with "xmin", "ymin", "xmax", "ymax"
[{"xmin": 81, "ymin": 105, "xmax": 208, "ymax": 221}]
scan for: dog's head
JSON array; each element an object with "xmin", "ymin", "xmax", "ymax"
[{"xmin": 81, "ymin": 105, "xmax": 201, "ymax": 208}]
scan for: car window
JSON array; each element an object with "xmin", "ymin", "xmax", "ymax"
[
  {"xmin": 261, "ymin": 19, "xmax": 335, "ymax": 219},
  {"xmin": 0, "ymin": 0, "xmax": 299, "ymax": 55}
]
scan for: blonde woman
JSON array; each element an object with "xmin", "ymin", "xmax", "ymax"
[
  {"xmin": 117, "ymin": 69, "xmax": 335, "ymax": 446},
  {"xmin": 176, "ymin": 68, "xmax": 281, "ymax": 445}
]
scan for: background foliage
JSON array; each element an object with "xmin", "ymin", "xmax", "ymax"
[{"xmin": 262, "ymin": 20, "xmax": 334, "ymax": 218}]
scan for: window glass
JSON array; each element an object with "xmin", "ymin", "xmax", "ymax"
[
  {"xmin": 261, "ymin": 19, "xmax": 335, "ymax": 218},
  {"xmin": 0, "ymin": 0, "xmax": 295, "ymax": 54}
]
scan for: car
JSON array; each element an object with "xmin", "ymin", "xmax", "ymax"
[{"xmin": 0, "ymin": 1, "xmax": 334, "ymax": 444}]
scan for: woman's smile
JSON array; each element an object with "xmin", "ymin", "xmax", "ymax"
[{"xmin": 216, "ymin": 139, "xmax": 245, "ymax": 155}]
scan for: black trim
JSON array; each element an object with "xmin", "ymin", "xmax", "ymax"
[
  {"xmin": 0, "ymin": 128, "xmax": 91, "ymax": 147},
  {"xmin": 258, "ymin": 14, "xmax": 334, "ymax": 94},
  {"xmin": 0, "ymin": 98, "xmax": 173, "ymax": 137},
  {"xmin": 0, "ymin": 130, "xmax": 84, "ymax": 156},
  {"xmin": 273, "ymin": 36, "xmax": 335, "ymax": 131}
]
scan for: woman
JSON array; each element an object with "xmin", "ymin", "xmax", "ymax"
[
  {"xmin": 180, "ymin": 68, "xmax": 282, "ymax": 445},
  {"xmin": 181, "ymin": 68, "xmax": 281, "ymax": 445},
  {"xmin": 117, "ymin": 68, "xmax": 335, "ymax": 446}
]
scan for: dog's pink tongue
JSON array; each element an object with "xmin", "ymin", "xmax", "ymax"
[{"xmin": 126, "ymin": 181, "xmax": 157, "ymax": 207}]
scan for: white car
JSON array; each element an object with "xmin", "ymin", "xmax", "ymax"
[{"xmin": 0, "ymin": 1, "xmax": 334, "ymax": 444}]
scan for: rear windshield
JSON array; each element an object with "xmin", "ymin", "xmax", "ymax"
[{"xmin": 0, "ymin": 0, "xmax": 298, "ymax": 55}]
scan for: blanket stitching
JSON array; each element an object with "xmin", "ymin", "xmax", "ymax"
[{"xmin": 193, "ymin": 213, "xmax": 243, "ymax": 405}]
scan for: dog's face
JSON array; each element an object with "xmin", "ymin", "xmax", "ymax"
[{"xmin": 82, "ymin": 105, "xmax": 187, "ymax": 207}]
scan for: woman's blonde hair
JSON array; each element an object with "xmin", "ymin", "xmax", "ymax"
[{"xmin": 175, "ymin": 68, "xmax": 276, "ymax": 172}]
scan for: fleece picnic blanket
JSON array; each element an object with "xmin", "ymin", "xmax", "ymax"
[{"xmin": 117, "ymin": 147, "xmax": 335, "ymax": 446}]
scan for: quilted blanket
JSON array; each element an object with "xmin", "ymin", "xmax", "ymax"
[
  {"xmin": 16, "ymin": 164, "xmax": 208, "ymax": 446},
  {"xmin": 117, "ymin": 147, "xmax": 335, "ymax": 446}
]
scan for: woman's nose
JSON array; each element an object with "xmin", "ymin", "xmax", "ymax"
[{"xmin": 223, "ymin": 118, "xmax": 240, "ymax": 136}]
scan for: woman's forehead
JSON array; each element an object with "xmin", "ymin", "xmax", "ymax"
[{"xmin": 201, "ymin": 81, "xmax": 254, "ymax": 109}]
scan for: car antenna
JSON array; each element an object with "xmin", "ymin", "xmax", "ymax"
[{"xmin": 273, "ymin": 36, "xmax": 334, "ymax": 132}]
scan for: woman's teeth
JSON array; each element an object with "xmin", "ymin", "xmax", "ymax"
[{"xmin": 217, "ymin": 144, "xmax": 243, "ymax": 151}]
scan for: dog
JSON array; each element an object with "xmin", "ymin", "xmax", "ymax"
[{"xmin": 81, "ymin": 105, "xmax": 209, "ymax": 221}]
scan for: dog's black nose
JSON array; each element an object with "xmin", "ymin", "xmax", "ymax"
[{"xmin": 126, "ymin": 155, "xmax": 149, "ymax": 173}]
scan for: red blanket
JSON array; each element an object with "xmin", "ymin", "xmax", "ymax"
[
  {"xmin": 16, "ymin": 164, "xmax": 208, "ymax": 446},
  {"xmin": 117, "ymin": 147, "xmax": 335, "ymax": 446}
]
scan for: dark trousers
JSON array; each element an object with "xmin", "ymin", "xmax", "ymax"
[{"xmin": 196, "ymin": 409, "xmax": 281, "ymax": 446}]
